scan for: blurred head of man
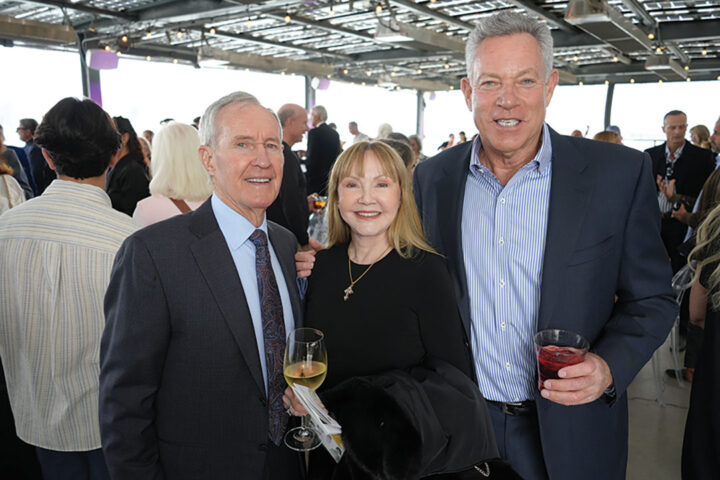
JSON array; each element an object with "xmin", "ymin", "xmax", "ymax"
[
  {"xmin": 662, "ymin": 110, "xmax": 688, "ymax": 152},
  {"xmin": 710, "ymin": 117, "xmax": 720, "ymax": 154},
  {"xmin": 461, "ymin": 11, "xmax": 558, "ymax": 164},
  {"xmin": 16, "ymin": 118, "xmax": 38, "ymax": 143},
  {"xmin": 278, "ymin": 104, "xmax": 309, "ymax": 146},
  {"xmin": 311, "ymin": 105, "xmax": 328, "ymax": 127},
  {"xmin": 198, "ymin": 92, "xmax": 284, "ymax": 227},
  {"xmin": 349, "ymin": 122, "xmax": 359, "ymax": 136}
]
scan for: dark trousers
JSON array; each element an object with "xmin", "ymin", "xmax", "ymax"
[
  {"xmin": 264, "ymin": 441, "xmax": 304, "ymax": 480},
  {"xmin": 486, "ymin": 402, "xmax": 548, "ymax": 480},
  {"xmin": 35, "ymin": 447, "xmax": 110, "ymax": 480}
]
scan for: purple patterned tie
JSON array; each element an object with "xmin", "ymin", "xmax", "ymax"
[{"xmin": 249, "ymin": 229, "xmax": 287, "ymax": 445}]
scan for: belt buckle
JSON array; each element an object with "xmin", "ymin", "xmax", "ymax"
[{"xmin": 502, "ymin": 402, "xmax": 522, "ymax": 416}]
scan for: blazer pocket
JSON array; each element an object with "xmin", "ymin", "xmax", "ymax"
[
  {"xmin": 567, "ymin": 235, "xmax": 615, "ymax": 266},
  {"xmin": 158, "ymin": 438, "xmax": 207, "ymax": 479}
]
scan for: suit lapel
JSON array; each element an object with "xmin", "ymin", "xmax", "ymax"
[
  {"xmin": 188, "ymin": 201, "xmax": 266, "ymax": 395},
  {"xmin": 538, "ymin": 130, "xmax": 593, "ymax": 329},
  {"xmin": 436, "ymin": 143, "xmax": 474, "ymax": 336}
]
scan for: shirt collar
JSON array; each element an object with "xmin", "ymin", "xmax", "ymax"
[
  {"xmin": 41, "ymin": 179, "xmax": 112, "ymax": 206},
  {"xmin": 666, "ymin": 141, "xmax": 685, "ymax": 161},
  {"xmin": 470, "ymin": 123, "xmax": 552, "ymax": 176},
  {"xmin": 211, "ymin": 193, "xmax": 268, "ymax": 251}
]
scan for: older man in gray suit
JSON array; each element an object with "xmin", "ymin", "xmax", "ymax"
[{"xmin": 100, "ymin": 92, "xmax": 303, "ymax": 480}]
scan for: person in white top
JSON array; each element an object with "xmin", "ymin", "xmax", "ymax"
[
  {"xmin": 132, "ymin": 122, "xmax": 212, "ymax": 227},
  {"xmin": 348, "ymin": 121, "xmax": 369, "ymax": 144},
  {"xmin": 0, "ymin": 97, "xmax": 138, "ymax": 479},
  {"xmin": 0, "ymin": 160, "xmax": 25, "ymax": 214}
]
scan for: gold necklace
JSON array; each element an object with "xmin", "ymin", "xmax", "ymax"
[{"xmin": 343, "ymin": 246, "xmax": 391, "ymax": 301}]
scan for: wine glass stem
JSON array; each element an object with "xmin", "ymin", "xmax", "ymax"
[{"xmin": 294, "ymin": 415, "xmax": 313, "ymax": 442}]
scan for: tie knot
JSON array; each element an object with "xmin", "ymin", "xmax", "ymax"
[{"xmin": 249, "ymin": 229, "xmax": 268, "ymax": 249}]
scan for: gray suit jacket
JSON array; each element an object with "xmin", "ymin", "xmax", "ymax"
[
  {"xmin": 100, "ymin": 199, "xmax": 302, "ymax": 479},
  {"xmin": 413, "ymin": 128, "xmax": 677, "ymax": 480}
]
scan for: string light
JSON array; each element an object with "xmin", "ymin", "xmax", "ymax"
[
  {"xmin": 604, "ymin": 80, "xmax": 609, "ymax": 85},
  {"xmin": 686, "ymin": 77, "xmax": 691, "ymax": 82},
  {"xmin": 361, "ymin": 81, "xmax": 366, "ymax": 85},
  {"xmin": 173, "ymin": 59, "xmax": 178, "ymax": 64},
  {"xmin": 390, "ymin": 71, "xmax": 396, "ymax": 76},
  {"xmin": 144, "ymin": 30, "xmax": 152, "ymax": 39},
  {"xmin": 104, "ymin": 45, "xmax": 111, "ymax": 52},
  {"xmin": 578, "ymin": 80, "xmax": 584, "ymax": 85},
  {"xmin": 247, "ymin": 17, "xmax": 252, "ymax": 26},
  {"xmin": 416, "ymin": 68, "xmax": 422, "ymax": 74},
  {"xmin": 209, "ymin": 27, "xmax": 216, "ymax": 35},
  {"xmin": 449, "ymin": 85, "xmax": 454, "ymax": 90},
  {"xmin": 684, "ymin": 65, "xmax": 689, "ymax": 71},
  {"xmin": 702, "ymin": 49, "xmax": 708, "ymax": 56},
  {"xmin": 648, "ymin": 33, "xmax": 655, "ymax": 40},
  {"xmin": 120, "ymin": 34, "xmax": 129, "ymax": 44},
  {"xmin": 176, "ymin": 30, "xmax": 183, "ymax": 39},
  {"xmin": 612, "ymin": 56, "xmax": 618, "ymax": 62},
  {"xmin": 376, "ymin": 3, "xmax": 383, "ymax": 14},
  {"xmin": 444, "ymin": 63, "xmax": 450, "ymax": 69},
  {"xmin": 658, "ymin": 79, "xmax": 663, "ymax": 83},
  {"xmin": 630, "ymin": 78, "xmax": 635, "ymax": 83},
  {"xmin": 284, "ymin": 14, "xmax": 291, "ymax": 23},
  {"xmin": 146, "ymin": 56, "xmax": 151, "ymax": 61},
  {"xmin": 573, "ymin": 55, "xmax": 579, "ymax": 62},
  {"xmin": 343, "ymin": 68, "xmax": 349, "ymax": 74}
]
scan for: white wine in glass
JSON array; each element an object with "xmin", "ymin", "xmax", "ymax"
[{"xmin": 283, "ymin": 328, "xmax": 327, "ymax": 452}]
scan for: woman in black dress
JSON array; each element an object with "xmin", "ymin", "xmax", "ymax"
[
  {"xmin": 284, "ymin": 141, "xmax": 509, "ymax": 479},
  {"xmin": 682, "ymin": 204, "xmax": 720, "ymax": 479},
  {"xmin": 106, "ymin": 116, "xmax": 150, "ymax": 216}
]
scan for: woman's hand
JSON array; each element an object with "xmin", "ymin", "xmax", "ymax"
[
  {"xmin": 282, "ymin": 386, "xmax": 309, "ymax": 416},
  {"xmin": 296, "ymin": 238, "xmax": 324, "ymax": 278}
]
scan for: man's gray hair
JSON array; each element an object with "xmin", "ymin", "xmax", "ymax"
[
  {"xmin": 312, "ymin": 105, "xmax": 328, "ymax": 123},
  {"xmin": 465, "ymin": 11, "xmax": 554, "ymax": 81},
  {"xmin": 199, "ymin": 91, "xmax": 283, "ymax": 147}
]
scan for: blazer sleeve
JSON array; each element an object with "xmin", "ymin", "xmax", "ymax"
[
  {"xmin": 592, "ymin": 154, "xmax": 678, "ymax": 395},
  {"xmin": 280, "ymin": 154, "xmax": 309, "ymax": 245},
  {"xmin": 100, "ymin": 235, "xmax": 170, "ymax": 480}
]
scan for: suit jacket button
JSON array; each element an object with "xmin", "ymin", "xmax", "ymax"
[
  {"xmin": 259, "ymin": 397, "xmax": 267, "ymax": 407},
  {"xmin": 258, "ymin": 443, "xmax": 268, "ymax": 452}
]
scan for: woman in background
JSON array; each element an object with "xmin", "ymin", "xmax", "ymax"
[
  {"xmin": 690, "ymin": 125, "xmax": 712, "ymax": 150},
  {"xmin": 132, "ymin": 122, "xmax": 211, "ymax": 227},
  {"xmin": 107, "ymin": 116, "xmax": 149, "ymax": 216},
  {"xmin": 0, "ymin": 160, "xmax": 25, "ymax": 214},
  {"xmin": 682, "ymin": 202, "xmax": 720, "ymax": 478}
]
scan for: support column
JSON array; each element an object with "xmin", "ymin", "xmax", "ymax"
[
  {"xmin": 604, "ymin": 82, "xmax": 615, "ymax": 129},
  {"xmin": 416, "ymin": 90, "xmax": 425, "ymax": 137},
  {"xmin": 78, "ymin": 34, "xmax": 103, "ymax": 105},
  {"xmin": 305, "ymin": 75, "xmax": 316, "ymax": 112}
]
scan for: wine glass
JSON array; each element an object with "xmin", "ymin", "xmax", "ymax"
[{"xmin": 283, "ymin": 327, "xmax": 328, "ymax": 451}]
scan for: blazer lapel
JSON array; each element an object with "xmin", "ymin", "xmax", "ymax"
[
  {"xmin": 437, "ymin": 144, "xmax": 474, "ymax": 336},
  {"xmin": 188, "ymin": 201, "xmax": 266, "ymax": 395},
  {"xmin": 538, "ymin": 129, "xmax": 593, "ymax": 329}
]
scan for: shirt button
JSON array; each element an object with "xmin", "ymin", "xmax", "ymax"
[
  {"xmin": 499, "ymin": 280, "xmax": 505, "ymax": 288},
  {"xmin": 500, "ymin": 198, "xmax": 506, "ymax": 204},
  {"xmin": 505, "ymin": 362, "xmax": 511, "ymax": 370},
  {"xmin": 498, "ymin": 238, "xmax": 504, "ymax": 246},
  {"xmin": 500, "ymin": 322, "xmax": 506, "ymax": 329},
  {"xmin": 513, "ymin": 397, "xmax": 520, "ymax": 402}
]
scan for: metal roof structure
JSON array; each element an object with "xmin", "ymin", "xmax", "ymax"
[{"xmin": 1, "ymin": 0, "xmax": 719, "ymax": 90}]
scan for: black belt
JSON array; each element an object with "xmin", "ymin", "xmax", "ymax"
[{"xmin": 485, "ymin": 399, "xmax": 535, "ymax": 416}]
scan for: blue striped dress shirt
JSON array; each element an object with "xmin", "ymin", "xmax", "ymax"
[{"xmin": 462, "ymin": 124, "xmax": 553, "ymax": 402}]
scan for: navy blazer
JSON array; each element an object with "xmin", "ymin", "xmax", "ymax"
[
  {"xmin": 100, "ymin": 200, "xmax": 303, "ymax": 479},
  {"xmin": 413, "ymin": 128, "xmax": 677, "ymax": 480}
]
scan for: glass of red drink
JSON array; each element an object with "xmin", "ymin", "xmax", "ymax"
[{"xmin": 534, "ymin": 329, "xmax": 589, "ymax": 390}]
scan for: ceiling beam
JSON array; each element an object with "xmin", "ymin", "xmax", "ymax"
[
  {"xmin": 389, "ymin": 0, "xmax": 474, "ymax": 31},
  {"xmin": 20, "ymin": 0, "xmax": 137, "ymax": 21},
  {"xmin": 200, "ymin": 45, "xmax": 334, "ymax": 77},
  {"xmin": 659, "ymin": 19, "xmax": 720, "ymax": 42},
  {"xmin": 0, "ymin": 14, "xmax": 76, "ymax": 43},
  {"xmin": 504, "ymin": 0, "xmax": 576, "ymax": 32}
]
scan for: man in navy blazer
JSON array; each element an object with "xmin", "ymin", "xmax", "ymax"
[
  {"xmin": 413, "ymin": 12, "xmax": 676, "ymax": 480},
  {"xmin": 100, "ymin": 92, "xmax": 303, "ymax": 479},
  {"xmin": 305, "ymin": 105, "xmax": 342, "ymax": 197}
]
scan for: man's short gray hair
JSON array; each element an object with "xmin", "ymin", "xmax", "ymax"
[
  {"xmin": 465, "ymin": 11, "xmax": 554, "ymax": 81},
  {"xmin": 199, "ymin": 91, "xmax": 283, "ymax": 147},
  {"xmin": 312, "ymin": 105, "xmax": 328, "ymax": 123}
]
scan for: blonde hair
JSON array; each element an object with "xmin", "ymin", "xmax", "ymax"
[
  {"xmin": 149, "ymin": 122, "xmax": 212, "ymax": 201},
  {"xmin": 326, "ymin": 141, "xmax": 435, "ymax": 259},
  {"xmin": 592, "ymin": 131, "xmax": 622, "ymax": 144},
  {"xmin": 689, "ymin": 203, "xmax": 720, "ymax": 309},
  {"xmin": 690, "ymin": 124, "xmax": 711, "ymax": 150}
]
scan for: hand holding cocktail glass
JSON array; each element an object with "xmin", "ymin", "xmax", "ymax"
[{"xmin": 535, "ymin": 329, "xmax": 614, "ymax": 406}]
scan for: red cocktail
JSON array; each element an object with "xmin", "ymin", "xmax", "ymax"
[{"xmin": 534, "ymin": 329, "xmax": 589, "ymax": 390}]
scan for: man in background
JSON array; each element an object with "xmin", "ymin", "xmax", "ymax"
[
  {"xmin": 305, "ymin": 105, "xmax": 341, "ymax": 196},
  {"xmin": 17, "ymin": 118, "xmax": 54, "ymax": 195},
  {"xmin": 348, "ymin": 121, "xmax": 369, "ymax": 144},
  {"xmin": 0, "ymin": 97, "xmax": 137, "ymax": 480}
]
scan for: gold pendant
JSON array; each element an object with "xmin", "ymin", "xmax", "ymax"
[{"xmin": 343, "ymin": 286, "xmax": 353, "ymax": 301}]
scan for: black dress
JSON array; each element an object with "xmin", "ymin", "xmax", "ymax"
[
  {"xmin": 304, "ymin": 244, "xmax": 492, "ymax": 478},
  {"xmin": 682, "ymin": 260, "xmax": 720, "ymax": 479},
  {"xmin": 305, "ymin": 244, "xmax": 474, "ymax": 390},
  {"xmin": 106, "ymin": 153, "xmax": 150, "ymax": 216}
]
